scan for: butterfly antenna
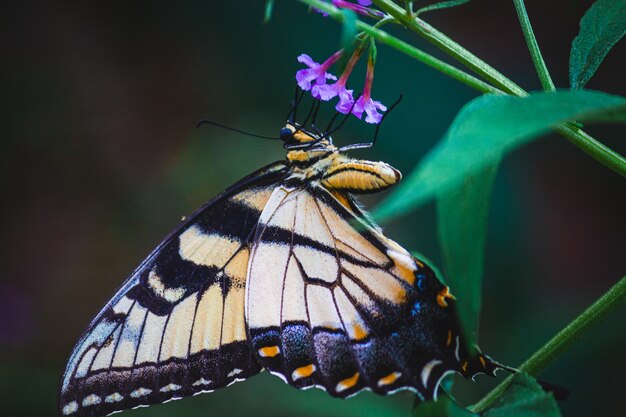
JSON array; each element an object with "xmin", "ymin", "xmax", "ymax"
[
  {"xmin": 373, "ymin": 93, "xmax": 403, "ymax": 146},
  {"xmin": 286, "ymin": 85, "xmax": 298, "ymax": 122},
  {"xmin": 291, "ymin": 87, "xmax": 306, "ymax": 123},
  {"xmin": 324, "ymin": 110, "xmax": 341, "ymax": 134},
  {"xmin": 310, "ymin": 99, "xmax": 323, "ymax": 135},
  {"xmin": 298, "ymin": 96, "xmax": 318, "ymax": 130},
  {"xmin": 196, "ymin": 119, "xmax": 279, "ymax": 140},
  {"xmin": 328, "ymin": 94, "xmax": 360, "ymax": 136}
]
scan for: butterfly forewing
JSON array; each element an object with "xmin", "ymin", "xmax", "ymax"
[
  {"xmin": 59, "ymin": 162, "xmax": 287, "ymax": 417},
  {"xmin": 245, "ymin": 185, "xmax": 494, "ymax": 399}
]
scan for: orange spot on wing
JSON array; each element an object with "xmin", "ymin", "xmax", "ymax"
[
  {"xmin": 462, "ymin": 361, "xmax": 468, "ymax": 372},
  {"xmin": 292, "ymin": 364, "xmax": 316, "ymax": 380},
  {"xmin": 258, "ymin": 346, "xmax": 280, "ymax": 358},
  {"xmin": 352, "ymin": 323, "xmax": 368, "ymax": 341},
  {"xmin": 377, "ymin": 371, "xmax": 401, "ymax": 387},
  {"xmin": 479, "ymin": 356, "xmax": 487, "ymax": 367},
  {"xmin": 446, "ymin": 330, "xmax": 453, "ymax": 346},
  {"xmin": 437, "ymin": 287, "xmax": 456, "ymax": 308},
  {"xmin": 336, "ymin": 372, "xmax": 360, "ymax": 392}
]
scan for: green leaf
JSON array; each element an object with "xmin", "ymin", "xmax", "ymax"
[
  {"xmin": 416, "ymin": 0, "xmax": 471, "ymax": 16},
  {"xmin": 570, "ymin": 0, "xmax": 626, "ymax": 88},
  {"xmin": 413, "ymin": 395, "xmax": 476, "ymax": 417},
  {"xmin": 263, "ymin": 0, "xmax": 275, "ymax": 24},
  {"xmin": 437, "ymin": 161, "xmax": 499, "ymax": 347},
  {"xmin": 372, "ymin": 89, "xmax": 626, "ymax": 222},
  {"xmin": 482, "ymin": 372, "xmax": 561, "ymax": 417}
]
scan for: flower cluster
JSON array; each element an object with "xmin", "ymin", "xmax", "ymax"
[
  {"xmin": 314, "ymin": 0, "xmax": 383, "ymax": 18},
  {"xmin": 295, "ymin": 44, "xmax": 386, "ymax": 124}
]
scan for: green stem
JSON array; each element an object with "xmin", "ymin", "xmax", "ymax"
[
  {"xmin": 470, "ymin": 276, "xmax": 626, "ymax": 413},
  {"xmin": 556, "ymin": 124, "xmax": 626, "ymax": 176},
  {"xmin": 513, "ymin": 0, "xmax": 556, "ymax": 92},
  {"xmin": 299, "ymin": 0, "xmax": 501, "ymax": 94},
  {"xmin": 372, "ymin": 0, "xmax": 528, "ymax": 96}
]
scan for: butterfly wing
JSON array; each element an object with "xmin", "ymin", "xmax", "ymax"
[
  {"xmin": 59, "ymin": 162, "xmax": 287, "ymax": 417},
  {"xmin": 245, "ymin": 185, "xmax": 498, "ymax": 400}
]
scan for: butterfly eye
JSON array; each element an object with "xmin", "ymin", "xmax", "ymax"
[{"xmin": 279, "ymin": 127, "xmax": 293, "ymax": 141}]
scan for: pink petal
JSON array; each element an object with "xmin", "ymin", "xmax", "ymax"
[
  {"xmin": 297, "ymin": 54, "xmax": 317, "ymax": 67},
  {"xmin": 351, "ymin": 95, "xmax": 366, "ymax": 118},
  {"xmin": 336, "ymin": 89, "xmax": 355, "ymax": 113},
  {"xmin": 312, "ymin": 84, "xmax": 339, "ymax": 101}
]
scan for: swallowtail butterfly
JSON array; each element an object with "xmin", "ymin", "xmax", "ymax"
[{"xmin": 59, "ymin": 100, "xmax": 502, "ymax": 417}]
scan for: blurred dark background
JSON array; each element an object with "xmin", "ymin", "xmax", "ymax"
[{"xmin": 2, "ymin": 1, "xmax": 625, "ymax": 416}]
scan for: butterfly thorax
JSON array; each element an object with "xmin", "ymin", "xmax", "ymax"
[
  {"xmin": 285, "ymin": 147, "xmax": 402, "ymax": 195},
  {"xmin": 281, "ymin": 124, "xmax": 401, "ymax": 194}
]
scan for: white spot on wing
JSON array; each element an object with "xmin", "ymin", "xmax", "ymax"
[
  {"xmin": 82, "ymin": 394, "xmax": 101, "ymax": 407},
  {"xmin": 192, "ymin": 378, "xmax": 212, "ymax": 387},
  {"xmin": 130, "ymin": 387, "xmax": 152, "ymax": 398},
  {"xmin": 227, "ymin": 368, "xmax": 243, "ymax": 378},
  {"xmin": 421, "ymin": 359, "xmax": 442, "ymax": 387},
  {"xmin": 159, "ymin": 383, "xmax": 182, "ymax": 392},
  {"xmin": 105, "ymin": 393, "xmax": 124, "ymax": 403},
  {"xmin": 62, "ymin": 401, "xmax": 78, "ymax": 415}
]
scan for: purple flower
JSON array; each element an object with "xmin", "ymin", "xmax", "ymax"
[
  {"xmin": 352, "ymin": 52, "xmax": 387, "ymax": 123},
  {"xmin": 314, "ymin": 0, "xmax": 383, "ymax": 18},
  {"xmin": 332, "ymin": 0, "xmax": 384, "ymax": 18},
  {"xmin": 295, "ymin": 51, "xmax": 342, "ymax": 91},
  {"xmin": 352, "ymin": 96, "xmax": 387, "ymax": 124},
  {"xmin": 312, "ymin": 82, "xmax": 355, "ymax": 113},
  {"xmin": 310, "ymin": 45, "xmax": 364, "ymax": 114}
]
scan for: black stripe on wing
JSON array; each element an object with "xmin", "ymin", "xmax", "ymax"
[{"xmin": 59, "ymin": 162, "xmax": 287, "ymax": 417}]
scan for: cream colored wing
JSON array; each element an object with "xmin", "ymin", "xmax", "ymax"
[
  {"xmin": 245, "ymin": 185, "xmax": 498, "ymax": 399},
  {"xmin": 59, "ymin": 162, "xmax": 286, "ymax": 417}
]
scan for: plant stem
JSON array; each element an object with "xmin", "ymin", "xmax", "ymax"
[
  {"xmin": 513, "ymin": 0, "xmax": 556, "ymax": 92},
  {"xmin": 556, "ymin": 124, "xmax": 626, "ymax": 176},
  {"xmin": 372, "ymin": 0, "xmax": 528, "ymax": 96},
  {"xmin": 300, "ymin": 0, "xmax": 501, "ymax": 94},
  {"xmin": 470, "ymin": 276, "xmax": 626, "ymax": 413}
]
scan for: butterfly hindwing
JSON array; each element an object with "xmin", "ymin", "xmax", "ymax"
[
  {"xmin": 245, "ymin": 184, "xmax": 495, "ymax": 399},
  {"xmin": 59, "ymin": 162, "xmax": 287, "ymax": 417}
]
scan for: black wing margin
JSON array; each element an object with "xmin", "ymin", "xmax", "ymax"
[{"xmin": 59, "ymin": 162, "xmax": 287, "ymax": 417}]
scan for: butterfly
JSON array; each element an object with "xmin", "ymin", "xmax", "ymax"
[{"xmin": 59, "ymin": 100, "xmax": 501, "ymax": 417}]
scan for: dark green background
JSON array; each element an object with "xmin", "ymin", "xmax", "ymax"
[{"xmin": 3, "ymin": 1, "xmax": 625, "ymax": 416}]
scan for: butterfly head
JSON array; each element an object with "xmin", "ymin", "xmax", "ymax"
[{"xmin": 280, "ymin": 123, "xmax": 334, "ymax": 150}]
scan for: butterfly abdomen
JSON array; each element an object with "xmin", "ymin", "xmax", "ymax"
[{"xmin": 321, "ymin": 159, "xmax": 401, "ymax": 194}]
